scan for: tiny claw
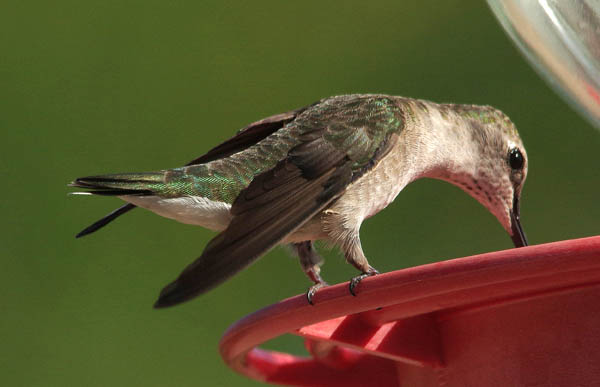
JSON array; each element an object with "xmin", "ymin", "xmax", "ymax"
[
  {"xmin": 349, "ymin": 267, "xmax": 379, "ymax": 296},
  {"xmin": 306, "ymin": 282, "xmax": 328, "ymax": 305}
]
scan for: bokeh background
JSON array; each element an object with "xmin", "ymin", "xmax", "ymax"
[{"xmin": 3, "ymin": 1, "xmax": 599, "ymax": 386}]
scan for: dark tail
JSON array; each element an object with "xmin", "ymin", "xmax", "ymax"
[
  {"xmin": 71, "ymin": 172, "xmax": 165, "ymax": 238},
  {"xmin": 75, "ymin": 203, "xmax": 136, "ymax": 238},
  {"xmin": 70, "ymin": 173, "xmax": 165, "ymax": 195}
]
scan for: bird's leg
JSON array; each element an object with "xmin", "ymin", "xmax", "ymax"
[
  {"xmin": 340, "ymin": 233, "xmax": 379, "ymax": 296},
  {"xmin": 293, "ymin": 241, "xmax": 328, "ymax": 305},
  {"xmin": 322, "ymin": 210, "xmax": 379, "ymax": 296}
]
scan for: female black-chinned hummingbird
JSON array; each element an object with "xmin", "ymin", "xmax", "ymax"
[{"xmin": 71, "ymin": 94, "xmax": 529, "ymax": 308}]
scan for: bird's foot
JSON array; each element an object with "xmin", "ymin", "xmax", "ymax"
[
  {"xmin": 306, "ymin": 281, "xmax": 329, "ymax": 305},
  {"xmin": 349, "ymin": 267, "xmax": 379, "ymax": 296}
]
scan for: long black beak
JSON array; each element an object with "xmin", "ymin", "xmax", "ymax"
[{"xmin": 510, "ymin": 196, "xmax": 528, "ymax": 247}]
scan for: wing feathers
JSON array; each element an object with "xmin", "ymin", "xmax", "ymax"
[
  {"xmin": 289, "ymin": 139, "xmax": 346, "ymax": 179},
  {"xmin": 154, "ymin": 99, "xmax": 403, "ymax": 307},
  {"xmin": 74, "ymin": 106, "xmax": 310, "ymax": 237},
  {"xmin": 184, "ymin": 108, "xmax": 306, "ymax": 166},
  {"xmin": 240, "ymin": 160, "xmax": 303, "ymax": 203},
  {"xmin": 154, "ymin": 160, "xmax": 351, "ymax": 308}
]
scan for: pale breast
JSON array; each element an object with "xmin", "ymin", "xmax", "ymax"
[
  {"xmin": 333, "ymin": 141, "xmax": 411, "ymax": 222},
  {"xmin": 286, "ymin": 141, "xmax": 412, "ymax": 244}
]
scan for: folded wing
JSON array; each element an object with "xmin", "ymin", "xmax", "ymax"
[
  {"xmin": 155, "ymin": 95, "xmax": 404, "ymax": 307},
  {"xmin": 74, "ymin": 105, "xmax": 312, "ymax": 237}
]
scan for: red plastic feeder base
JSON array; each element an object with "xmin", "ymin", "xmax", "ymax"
[{"xmin": 220, "ymin": 236, "xmax": 600, "ymax": 386}]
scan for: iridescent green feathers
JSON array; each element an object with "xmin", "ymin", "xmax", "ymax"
[
  {"xmin": 163, "ymin": 95, "xmax": 404, "ymax": 203},
  {"xmin": 73, "ymin": 95, "xmax": 405, "ymax": 205},
  {"xmin": 153, "ymin": 95, "xmax": 405, "ymax": 306},
  {"xmin": 72, "ymin": 94, "xmax": 529, "ymax": 308},
  {"xmin": 72, "ymin": 105, "xmax": 306, "ymax": 237},
  {"xmin": 74, "ymin": 94, "xmax": 407, "ymax": 307}
]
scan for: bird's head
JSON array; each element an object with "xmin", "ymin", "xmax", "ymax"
[{"xmin": 442, "ymin": 105, "xmax": 528, "ymax": 248}]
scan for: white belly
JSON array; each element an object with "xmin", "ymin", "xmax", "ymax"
[{"xmin": 121, "ymin": 195, "xmax": 232, "ymax": 231}]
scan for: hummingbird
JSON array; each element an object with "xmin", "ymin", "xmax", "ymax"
[{"xmin": 71, "ymin": 94, "xmax": 529, "ymax": 308}]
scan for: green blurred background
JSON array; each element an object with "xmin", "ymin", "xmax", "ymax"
[{"xmin": 3, "ymin": 1, "xmax": 599, "ymax": 386}]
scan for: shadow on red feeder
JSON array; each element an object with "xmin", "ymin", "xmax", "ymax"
[{"xmin": 220, "ymin": 236, "xmax": 600, "ymax": 386}]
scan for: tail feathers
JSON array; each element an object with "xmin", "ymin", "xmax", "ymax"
[
  {"xmin": 71, "ymin": 171, "xmax": 167, "ymax": 238},
  {"xmin": 70, "ymin": 172, "xmax": 165, "ymax": 196},
  {"xmin": 75, "ymin": 203, "xmax": 136, "ymax": 238}
]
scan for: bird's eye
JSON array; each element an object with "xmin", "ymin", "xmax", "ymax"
[{"xmin": 508, "ymin": 148, "xmax": 524, "ymax": 170}]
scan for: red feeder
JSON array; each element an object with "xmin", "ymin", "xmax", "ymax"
[{"xmin": 220, "ymin": 236, "xmax": 600, "ymax": 386}]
